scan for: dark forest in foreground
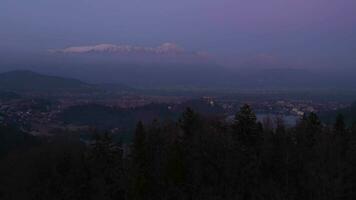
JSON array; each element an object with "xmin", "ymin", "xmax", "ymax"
[{"xmin": 1, "ymin": 105, "xmax": 356, "ymax": 200}]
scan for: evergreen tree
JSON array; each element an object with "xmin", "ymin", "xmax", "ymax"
[
  {"xmin": 306, "ymin": 112, "xmax": 322, "ymax": 132},
  {"xmin": 132, "ymin": 121, "xmax": 147, "ymax": 165},
  {"xmin": 334, "ymin": 114, "xmax": 346, "ymax": 134},
  {"xmin": 352, "ymin": 121, "xmax": 356, "ymax": 135},
  {"xmin": 178, "ymin": 107, "xmax": 201, "ymax": 138},
  {"xmin": 233, "ymin": 104, "xmax": 261, "ymax": 147},
  {"xmin": 89, "ymin": 132, "xmax": 124, "ymax": 199},
  {"xmin": 130, "ymin": 121, "xmax": 150, "ymax": 200},
  {"xmin": 275, "ymin": 117, "xmax": 285, "ymax": 134},
  {"xmin": 298, "ymin": 112, "xmax": 322, "ymax": 147},
  {"xmin": 165, "ymin": 140, "xmax": 186, "ymax": 188}
]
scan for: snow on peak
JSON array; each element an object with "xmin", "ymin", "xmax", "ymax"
[{"xmin": 50, "ymin": 43, "xmax": 186, "ymax": 55}]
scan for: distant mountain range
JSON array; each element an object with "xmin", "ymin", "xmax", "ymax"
[
  {"xmin": 0, "ymin": 70, "xmax": 97, "ymax": 93},
  {"xmin": 43, "ymin": 63, "xmax": 355, "ymax": 90},
  {"xmin": 1, "ymin": 52, "xmax": 356, "ymax": 90}
]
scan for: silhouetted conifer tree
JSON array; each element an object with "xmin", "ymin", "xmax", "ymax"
[
  {"xmin": 178, "ymin": 107, "xmax": 201, "ymax": 140},
  {"xmin": 89, "ymin": 132, "xmax": 124, "ymax": 199},
  {"xmin": 297, "ymin": 112, "xmax": 322, "ymax": 147},
  {"xmin": 130, "ymin": 121, "xmax": 150, "ymax": 200},
  {"xmin": 233, "ymin": 104, "xmax": 261, "ymax": 147},
  {"xmin": 334, "ymin": 114, "xmax": 346, "ymax": 133}
]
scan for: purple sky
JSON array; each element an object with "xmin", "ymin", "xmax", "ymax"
[{"xmin": 1, "ymin": 0, "xmax": 356, "ymax": 69}]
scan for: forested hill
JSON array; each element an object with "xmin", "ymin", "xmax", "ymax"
[
  {"xmin": 0, "ymin": 124, "xmax": 38, "ymax": 157},
  {"xmin": 321, "ymin": 101, "xmax": 356, "ymax": 125},
  {"xmin": 1, "ymin": 105, "xmax": 356, "ymax": 199},
  {"xmin": 0, "ymin": 70, "xmax": 96, "ymax": 92},
  {"xmin": 57, "ymin": 99, "xmax": 224, "ymax": 130}
]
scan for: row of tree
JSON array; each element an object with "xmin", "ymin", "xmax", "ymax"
[{"xmin": 1, "ymin": 105, "xmax": 356, "ymax": 200}]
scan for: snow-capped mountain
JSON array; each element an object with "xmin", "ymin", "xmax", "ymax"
[{"xmin": 50, "ymin": 43, "xmax": 187, "ymax": 55}]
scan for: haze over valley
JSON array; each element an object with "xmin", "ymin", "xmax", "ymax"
[{"xmin": 1, "ymin": 1, "xmax": 356, "ymax": 199}]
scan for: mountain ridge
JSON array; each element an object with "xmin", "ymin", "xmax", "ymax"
[{"xmin": 0, "ymin": 70, "xmax": 96, "ymax": 92}]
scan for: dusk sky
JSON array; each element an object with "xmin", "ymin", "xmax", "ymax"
[{"xmin": 1, "ymin": 0, "xmax": 356, "ymax": 69}]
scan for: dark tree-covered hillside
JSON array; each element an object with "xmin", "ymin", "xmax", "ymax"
[{"xmin": 1, "ymin": 105, "xmax": 356, "ymax": 199}]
